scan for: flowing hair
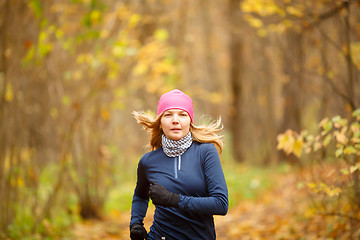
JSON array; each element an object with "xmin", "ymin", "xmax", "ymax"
[{"xmin": 133, "ymin": 111, "xmax": 224, "ymax": 153}]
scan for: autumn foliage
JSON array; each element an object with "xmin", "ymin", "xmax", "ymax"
[
  {"xmin": 277, "ymin": 108, "xmax": 360, "ymax": 238},
  {"xmin": 1, "ymin": 0, "xmax": 360, "ymax": 239}
]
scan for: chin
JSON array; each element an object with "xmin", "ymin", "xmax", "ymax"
[{"xmin": 169, "ymin": 135, "xmax": 182, "ymax": 141}]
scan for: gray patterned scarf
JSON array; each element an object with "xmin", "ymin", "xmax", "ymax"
[{"xmin": 162, "ymin": 132, "xmax": 193, "ymax": 157}]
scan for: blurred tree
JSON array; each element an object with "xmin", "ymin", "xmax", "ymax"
[{"xmin": 228, "ymin": 0, "xmax": 244, "ymax": 162}]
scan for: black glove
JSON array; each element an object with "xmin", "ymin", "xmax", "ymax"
[
  {"xmin": 130, "ymin": 223, "xmax": 147, "ymax": 240},
  {"xmin": 149, "ymin": 181, "xmax": 180, "ymax": 208}
]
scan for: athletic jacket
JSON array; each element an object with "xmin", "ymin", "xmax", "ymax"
[{"xmin": 130, "ymin": 141, "xmax": 228, "ymax": 240}]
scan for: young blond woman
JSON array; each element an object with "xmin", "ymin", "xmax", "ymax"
[{"xmin": 130, "ymin": 89, "xmax": 228, "ymax": 240}]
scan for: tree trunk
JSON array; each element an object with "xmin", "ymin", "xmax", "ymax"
[
  {"xmin": 228, "ymin": 0, "xmax": 244, "ymax": 162},
  {"xmin": 279, "ymin": 31, "xmax": 304, "ymax": 163}
]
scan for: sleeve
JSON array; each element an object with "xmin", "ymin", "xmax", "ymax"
[
  {"xmin": 178, "ymin": 144, "xmax": 228, "ymax": 215},
  {"xmin": 130, "ymin": 158, "xmax": 150, "ymax": 227}
]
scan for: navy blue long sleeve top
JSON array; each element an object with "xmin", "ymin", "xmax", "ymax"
[{"xmin": 130, "ymin": 141, "xmax": 228, "ymax": 240}]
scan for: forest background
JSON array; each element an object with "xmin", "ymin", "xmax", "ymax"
[{"xmin": 1, "ymin": 0, "xmax": 360, "ymax": 239}]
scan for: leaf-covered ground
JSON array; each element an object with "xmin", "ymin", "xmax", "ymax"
[{"xmin": 71, "ymin": 169, "xmax": 352, "ymax": 239}]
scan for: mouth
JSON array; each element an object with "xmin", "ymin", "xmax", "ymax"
[{"xmin": 171, "ymin": 128, "xmax": 181, "ymax": 131}]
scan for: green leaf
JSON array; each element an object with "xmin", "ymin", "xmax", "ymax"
[
  {"xmin": 22, "ymin": 46, "xmax": 35, "ymax": 67},
  {"xmin": 322, "ymin": 121, "xmax": 333, "ymax": 135},
  {"xmin": 332, "ymin": 115, "xmax": 348, "ymax": 128},
  {"xmin": 351, "ymin": 122, "xmax": 360, "ymax": 136},
  {"xmin": 29, "ymin": 0, "xmax": 42, "ymax": 18},
  {"xmin": 319, "ymin": 117, "xmax": 329, "ymax": 128},
  {"xmin": 352, "ymin": 108, "xmax": 360, "ymax": 117},
  {"xmin": 62, "ymin": 95, "xmax": 70, "ymax": 106},
  {"xmin": 344, "ymin": 146, "xmax": 357, "ymax": 155},
  {"xmin": 332, "ymin": 115, "xmax": 341, "ymax": 122},
  {"xmin": 323, "ymin": 134, "xmax": 332, "ymax": 147},
  {"xmin": 297, "ymin": 182, "xmax": 304, "ymax": 189},
  {"xmin": 335, "ymin": 148, "xmax": 343, "ymax": 157},
  {"xmin": 341, "ymin": 168, "xmax": 349, "ymax": 175},
  {"xmin": 353, "ymin": 109, "xmax": 360, "ymax": 121}
]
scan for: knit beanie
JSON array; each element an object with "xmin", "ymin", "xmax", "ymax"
[{"xmin": 157, "ymin": 89, "xmax": 194, "ymax": 122}]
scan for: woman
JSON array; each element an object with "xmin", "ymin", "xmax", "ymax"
[{"xmin": 130, "ymin": 89, "xmax": 228, "ymax": 240}]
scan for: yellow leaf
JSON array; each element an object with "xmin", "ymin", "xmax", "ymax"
[
  {"xmin": 129, "ymin": 14, "xmax": 141, "ymax": 28},
  {"xmin": 133, "ymin": 63, "xmax": 148, "ymax": 76},
  {"xmin": 112, "ymin": 45, "xmax": 125, "ymax": 58},
  {"xmin": 344, "ymin": 146, "xmax": 356, "ymax": 154},
  {"xmin": 307, "ymin": 182, "xmax": 317, "ymax": 190},
  {"xmin": 350, "ymin": 41, "xmax": 360, "ymax": 68},
  {"xmin": 84, "ymin": 54, "xmax": 93, "ymax": 64},
  {"xmin": 286, "ymin": 6, "xmax": 303, "ymax": 17},
  {"xmin": 257, "ymin": 28, "xmax": 267, "ymax": 37},
  {"xmin": 248, "ymin": 17, "xmax": 263, "ymax": 28},
  {"xmin": 304, "ymin": 206, "xmax": 316, "ymax": 218},
  {"xmin": 110, "ymin": 100, "xmax": 125, "ymax": 110},
  {"xmin": 100, "ymin": 29, "xmax": 110, "ymax": 39},
  {"xmin": 11, "ymin": 177, "xmax": 24, "ymax": 187},
  {"xmin": 73, "ymin": 70, "xmax": 83, "ymax": 81},
  {"xmin": 326, "ymin": 186, "xmax": 342, "ymax": 197},
  {"xmin": 293, "ymin": 138, "xmax": 304, "ymax": 158},
  {"xmin": 209, "ymin": 92, "xmax": 222, "ymax": 104},
  {"xmin": 154, "ymin": 28, "xmax": 169, "ymax": 42},
  {"xmin": 327, "ymin": 70, "xmax": 334, "ymax": 79},
  {"xmin": 350, "ymin": 165, "xmax": 358, "ymax": 173},
  {"xmin": 90, "ymin": 10, "xmax": 101, "ymax": 24},
  {"xmin": 76, "ymin": 54, "xmax": 85, "ymax": 64},
  {"xmin": 5, "ymin": 83, "xmax": 14, "ymax": 102},
  {"xmin": 101, "ymin": 109, "xmax": 110, "ymax": 121},
  {"xmin": 153, "ymin": 60, "xmax": 175, "ymax": 75},
  {"xmin": 277, "ymin": 130, "xmax": 296, "ymax": 155}
]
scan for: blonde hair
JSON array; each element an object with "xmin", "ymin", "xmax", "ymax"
[{"xmin": 133, "ymin": 111, "xmax": 224, "ymax": 153}]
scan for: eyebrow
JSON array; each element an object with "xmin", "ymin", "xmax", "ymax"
[{"xmin": 164, "ymin": 110, "xmax": 187, "ymax": 114}]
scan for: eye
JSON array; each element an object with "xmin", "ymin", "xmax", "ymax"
[{"xmin": 180, "ymin": 112, "xmax": 188, "ymax": 117}]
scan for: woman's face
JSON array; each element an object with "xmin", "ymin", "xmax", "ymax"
[{"xmin": 160, "ymin": 109, "xmax": 191, "ymax": 141}]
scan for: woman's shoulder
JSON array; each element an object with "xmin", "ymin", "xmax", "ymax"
[
  {"xmin": 192, "ymin": 141, "xmax": 217, "ymax": 152},
  {"xmin": 140, "ymin": 147, "xmax": 164, "ymax": 163}
]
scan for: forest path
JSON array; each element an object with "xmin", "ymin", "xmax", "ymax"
[{"xmin": 72, "ymin": 172, "xmax": 309, "ymax": 240}]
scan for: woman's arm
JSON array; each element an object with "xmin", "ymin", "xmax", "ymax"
[
  {"xmin": 130, "ymin": 160, "xmax": 150, "ymax": 227},
  {"xmin": 178, "ymin": 144, "xmax": 228, "ymax": 215}
]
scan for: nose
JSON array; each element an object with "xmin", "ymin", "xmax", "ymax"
[{"xmin": 172, "ymin": 114, "xmax": 179, "ymax": 124}]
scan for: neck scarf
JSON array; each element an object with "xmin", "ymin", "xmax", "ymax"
[{"xmin": 162, "ymin": 132, "xmax": 193, "ymax": 157}]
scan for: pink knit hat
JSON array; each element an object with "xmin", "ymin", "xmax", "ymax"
[{"xmin": 157, "ymin": 89, "xmax": 194, "ymax": 122}]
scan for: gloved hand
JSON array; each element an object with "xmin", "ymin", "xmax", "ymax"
[
  {"xmin": 149, "ymin": 181, "xmax": 180, "ymax": 208},
  {"xmin": 130, "ymin": 223, "xmax": 147, "ymax": 240}
]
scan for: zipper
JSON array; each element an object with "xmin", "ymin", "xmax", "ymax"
[
  {"xmin": 174, "ymin": 157, "xmax": 178, "ymax": 179},
  {"xmin": 174, "ymin": 155, "xmax": 182, "ymax": 179}
]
